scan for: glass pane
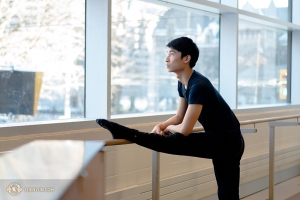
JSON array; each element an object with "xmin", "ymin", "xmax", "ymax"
[
  {"xmin": 239, "ymin": 0, "xmax": 289, "ymax": 22},
  {"xmin": 0, "ymin": 0, "xmax": 85, "ymax": 124},
  {"xmin": 111, "ymin": 0, "xmax": 220, "ymax": 116},
  {"xmin": 238, "ymin": 20, "xmax": 288, "ymax": 108}
]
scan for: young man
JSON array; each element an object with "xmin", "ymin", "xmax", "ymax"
[{"xmin": 97, "ymin": 37, "xmax": 244, "ymax": 200}]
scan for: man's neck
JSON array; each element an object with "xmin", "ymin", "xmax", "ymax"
[{"xmin": 176, "ymin": 68, "xmax": 194, "ymax": 88}]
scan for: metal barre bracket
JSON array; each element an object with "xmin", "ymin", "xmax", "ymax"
[
  {"xmin": 240, "ymin": 128, "xmax": 257, "ymax": 133},
  {"xmin": 268, "ymin": 120, "xmax": 300, "ymax": 200},
  {"xmin": 152, "ymin": 151, "xmax": 160, "ymax": 200}
]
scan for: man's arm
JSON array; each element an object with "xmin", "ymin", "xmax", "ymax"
[
  {"xmin": 151, "ymin": 97, "xmax": 188, "ymax": 134},
  {"xmin": 164, "ymin": 104, "xmax": 203, "ymax": 136}
]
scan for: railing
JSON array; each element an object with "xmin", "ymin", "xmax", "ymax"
[{"xmin": 104, "ymin": 114, "xmax": 300, "ymax": 200}]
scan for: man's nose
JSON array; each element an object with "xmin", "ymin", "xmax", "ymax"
[{"xmin": 165, "ymin": 55, "xmax": 169, "ymax": 62}]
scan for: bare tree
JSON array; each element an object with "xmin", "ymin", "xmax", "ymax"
[{"xmin": 0, "ymin": 0, "xmax": 85, "ymax": 122}]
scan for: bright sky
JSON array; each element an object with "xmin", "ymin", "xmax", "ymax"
[{"xmin": 239, "ymin": 0, "xmax": 288, "ymax": 9}]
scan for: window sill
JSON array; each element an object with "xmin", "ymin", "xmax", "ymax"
[{"xmin": 0, "ymin": 104, "xmax": 300, "ymax": 137}]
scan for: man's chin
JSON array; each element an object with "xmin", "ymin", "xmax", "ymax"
[{"xmin": 166, "ymin": 68, "xmax": 173, "ymax": 72}]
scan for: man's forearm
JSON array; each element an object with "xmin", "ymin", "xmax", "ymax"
[
  {"xmin": 159, "ymin": 115, "xmax": 182, "ymax": 130},
  {"xmin": 165, "ymin": 124, "xmax": 191, "ymax": 136}
]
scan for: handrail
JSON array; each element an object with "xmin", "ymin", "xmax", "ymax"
[
  {"xmin": 104, "ymin": 114, "xmax": 300, "ymax": 146},
  {"xmin": 105, "ymin": 139, "xmax": 131, "ymax": 146},
  {"xmin": 239, "ymin": 114, "xmax": 300, "ymax": 126},
  {"xmin": 103, "ymin": 114, "xmax": 300, "ymax": 200}
]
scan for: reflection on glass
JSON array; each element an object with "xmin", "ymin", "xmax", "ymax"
[
  {"xmin": 111, "ymin": 0, "xmax": 219, "ymax": 116},
  {"xmin": 238, "ymin": 20, "xmax": 288, "ymax": 108},
  {"xmin": 0, "ymin": 0, "xmax": 85, "ymax": 124},
  {"xmin": 239, "ymin": 0, "xmax": 289, "ymax": 22}
]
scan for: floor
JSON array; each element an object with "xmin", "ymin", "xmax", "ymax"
[{"xmin": 241, "ymin": 175, "xmax": 300, "ymax": 200}]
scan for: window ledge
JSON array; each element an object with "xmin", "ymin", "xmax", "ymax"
[{"xmin": 0, "ymin": 104, "xmax": 300, "ymax": 137}]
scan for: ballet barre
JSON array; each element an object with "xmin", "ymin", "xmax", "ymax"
[{"xmin": 105, "ymin": 114, "xmax": 300, "ymax": 200}]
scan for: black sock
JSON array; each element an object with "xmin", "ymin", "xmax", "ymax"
[{"xmin": 96, "ymin": 119, "xmax": 137, "ymax": 139}]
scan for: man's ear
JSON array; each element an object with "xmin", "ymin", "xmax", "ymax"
[{"xmin": 183, "ymin": 55, "xmax": 191, "ymax": 64}]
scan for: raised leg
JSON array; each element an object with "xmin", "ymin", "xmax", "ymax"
[
  {"xmin": 97, "ymin": 119, "xmax": 243, "ymax": 159},
  {"xmin": 97, "ymin": 118, "xmax": 188, "ymax": 155},
  {"xmin": 97, "ymin": 119, "xmax": 245, "ymax": 199}
]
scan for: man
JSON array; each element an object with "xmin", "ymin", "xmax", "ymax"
[{"xmin": 97, "ymin": 37, "xmax": 244, "ymax": 200}]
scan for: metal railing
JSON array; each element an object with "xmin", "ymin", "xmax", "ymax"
[{"xmin": 104, "ymin": 114, "xmax": 300, "ymax": 200}]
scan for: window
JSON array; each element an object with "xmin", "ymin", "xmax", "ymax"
[
  {"xmin": 0, "ymin": 0, "xmax": 85, "ymax": 124},
  {"xmin": 238, "ymin": 20, "xmax": 288, "ymax": 107},
  {"xmin": 111, "ymin": 0, "xmax": 220, "ymax": 116},
  {"xmin": 239, "ymin": 0, "xmax": 290, "ymax": 22}
]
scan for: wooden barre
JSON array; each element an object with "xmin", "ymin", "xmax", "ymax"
[
  {"xmin": 104, "ymin": 114, "xmax": 300, "ymax": 146},
  {"xmin": 105, "ymin": 139, "xmax": 132, "ymax": 146},
  {"xmin": 239, "ymin": 114, "xmax": 300, "ymax": 126}
]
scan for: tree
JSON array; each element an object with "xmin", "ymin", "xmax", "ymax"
[{"xmin": 0, "ymin": 0, "xmax": 85, "ymax": 122}]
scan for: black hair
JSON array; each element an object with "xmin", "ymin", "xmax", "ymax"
[{"xmin": 166, "ymin": 37, "xmax": 199, "ymax": 68}]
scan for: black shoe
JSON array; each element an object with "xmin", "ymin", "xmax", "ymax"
[{"xmin": 96, "ymin": 118, "xmax": 136, "ymax": 139}]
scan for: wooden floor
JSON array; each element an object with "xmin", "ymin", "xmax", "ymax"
[{"xmin": 241, "ymin": 176, "xmax": 300, "ymax": 200}]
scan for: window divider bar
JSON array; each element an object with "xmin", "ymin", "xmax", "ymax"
[
  {"xmin": 291, "ymin": 1, "xmax": 300, "ymax": 105},
  {"xmin": 292, "ymin": 0, "xmax": 300, "ymax": 25},
  {"xmin": 85, "ymin": 0, "xmax": 111, "ymax": 119},
  {"xmin": 219, "ymin": 13, "xmax": 238, "ymax": 109},
  {"xmin": 287, "ymin": 30, "xmax": 292, "ymax": 103},
  {"xmin": 291, "ymin": 30, "xmax": 300, "ymax": 104}
]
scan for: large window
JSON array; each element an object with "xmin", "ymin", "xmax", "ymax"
[
  {"xmin": 111, "ymin": 0, "xmax": 219, "ymax": 116},
  {"xmin": 238, "ymin": 20, "xmax": 288, "ymax": 107},
  {"xmin": 239, "ymin": 0, "xmax": 290, "ymax": 22},
  {"xmin": 0, "ymin": 0, "xmax": 85, "ymax": 124},
  {"xmin": 1, "ymin": 0, "xmax": 298, "ymax": 126}
]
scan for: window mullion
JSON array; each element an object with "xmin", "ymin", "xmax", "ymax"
[
  {"xmin": 291, "ymin": 0, "xmax": 300, "ymax": 104},
  {"xmin": 85, "ymin": 0, "xmax": 111, "ymax": 119},
  {"xmin": 219, "ymin": 13, "xmax": 239, "ymax": 109}
]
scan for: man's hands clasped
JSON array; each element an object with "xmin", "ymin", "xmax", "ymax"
[{"xmin": 151, "ymin": 124, "xmax": 174, "ymax": 135}]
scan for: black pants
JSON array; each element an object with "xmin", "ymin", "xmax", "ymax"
[{"xmin": 128, "ymin": 130, "xmax": 245, "ymax": 200}]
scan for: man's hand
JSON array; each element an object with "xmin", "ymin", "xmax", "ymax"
[
  {"xmin": 163, "ymin": 125, "xmax": 176, "ymax": 134},
  {"xmin": 151, "ymin": 124, "xmax": 163, "ymax": 134},
  {"xmin": 162, "ymin": 130, "xmax": 173, "ymax": 135}
]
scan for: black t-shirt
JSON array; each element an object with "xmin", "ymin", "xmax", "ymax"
[{"xmin": 178, "ymin": 70, "xmax": 240, "ymax": 134}]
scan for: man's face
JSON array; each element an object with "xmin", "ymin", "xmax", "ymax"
[{"xmin": 165, "ymin": 48, "xmax": 187, "ymax": 73}]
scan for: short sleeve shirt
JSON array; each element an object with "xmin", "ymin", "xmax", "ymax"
[{"xmin": 178, "ymin": 70, "xmax": 240, "ymax": 133}]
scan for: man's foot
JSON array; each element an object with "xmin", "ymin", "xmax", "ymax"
[
  {"xmin": 96, "ymin": 119, "xmax": 110, "ymax": 130},
  {"xmin": 96, "ymin": 119, "xmax": 135, "ymax": 139}
]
